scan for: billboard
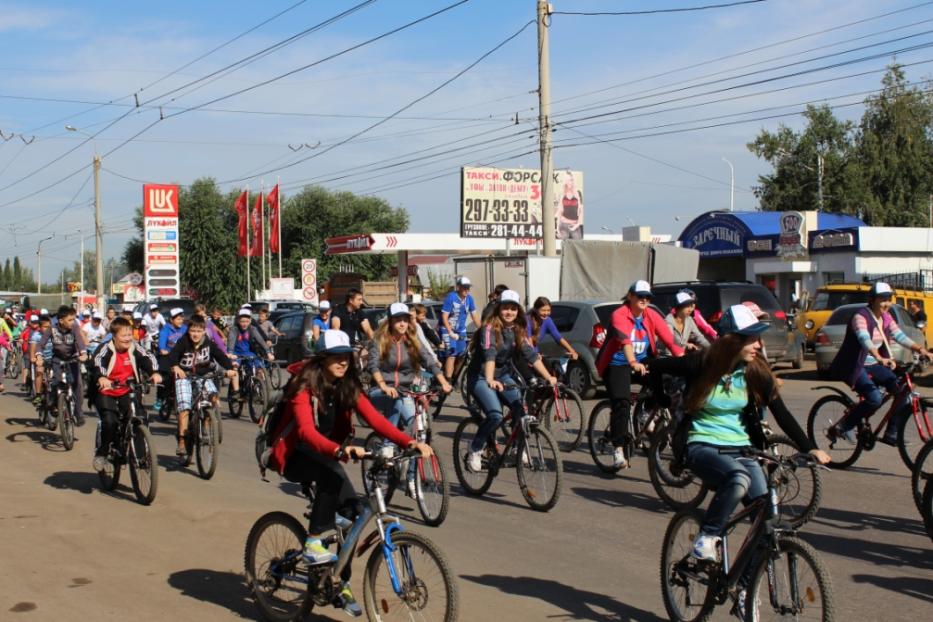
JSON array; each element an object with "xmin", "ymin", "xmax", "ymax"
[
  {"xmin": 460, "ymin": 167, "xmax": 584, "ymax": 240},
  {"xmin": 143, "ymin": 184, "xmax": 180, "ymax": 299}
]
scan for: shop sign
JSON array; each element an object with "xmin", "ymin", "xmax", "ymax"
[
  {"xmin": 682, "ymin": 223, "xmax": 744, "ymax": 257},
  {"xmin": 747, "ymin": 238, "xmax": 773, "ymax": 253},
  {"xmin": 776, "ymin": 211, "xmax": 807, "ymax": 259},
  {"xmin": 811, "ymin": 231, "xmax": 855, "ymax": 249}
]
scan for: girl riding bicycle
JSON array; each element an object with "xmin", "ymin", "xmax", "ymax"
[
  {"xmin": 464, "ymin": 289, "xmax": 558, "ymax": 472},
  {"xmin": 650, "ymin": 304, "xmax": 830, "ymax": 562},
  {"xmin": 664, "ymin": 290, "xmax": 710, "ymax": 354},
  {"xmin": 267, "ymin": 330, "xmax": 432, "ymax": 616}
]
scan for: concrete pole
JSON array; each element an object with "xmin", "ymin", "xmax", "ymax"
[
  {"xmin": 537, "ymin": 0, "xmax": 556, "ymax": 257},
  {"xmin": 79, "ymin": 232, "xmax": 84, "ymax": 305},
  {"xmin": 94, "ymin": 154, "xmax": 105, "ymax": 312},
  {"xmin": 722, "ymin": 157, "xmax": 734, "ymax": 212},
  {"xmin": 817, "ymin": 152, "xmax": 824, "ymax": 212},
  {"xmin": 37, "ymin": 234, "xmax": 54, "ymax": 295}
]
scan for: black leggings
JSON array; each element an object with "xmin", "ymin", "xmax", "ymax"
[
  {"xmin": 284, "ymin": 450, "xmax": 362, "ymax": 535},
  {"xmin": 603, "ymin": 361, "xmax": 665, "ymax": 447},
  {"xmin": 94, "ymin": 393, "xmax": 135, "ymax": 457}
]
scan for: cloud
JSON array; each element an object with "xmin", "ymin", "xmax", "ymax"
[{"xmin": 0, "ymin": 5, "xmax": 68, "ymax": 33}]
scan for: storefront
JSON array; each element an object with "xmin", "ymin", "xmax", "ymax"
[{"xmin": 676, "ymin": 210, "xmax": 933, "ymax": 309}]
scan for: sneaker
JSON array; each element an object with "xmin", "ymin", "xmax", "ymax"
[
  {"xmin": 92, "ymin": 455, "xmax": 108, "ymax": 472},
  {"xmin": 302, "ymin": 537, "xmax": 337, "ymax": 565},
  {"xmin": 521, "ymin": 450, "xmax": 531, "ymax": 467},
  {"xmin": 692, "ymin": 534, "xmax": 721, "ymax": 562},
  {"xmin": 407, "ymin": 477, "xmax": 421, "ymax": 501},
  {"xmin": 879, "ymin": 434, "xmax": 898, "ymax": 447},
  {"xmin": 337, "ymin": 582, "xmax": 363, "ymax": 617},
  {"xmin": 466, "ymin": 450, "xmax": 482, "ymax": 472},
  {"xmin": 153, "ymin": 399, "xmax": 163, "ymax": 411},
  {"xmin": 612, "ymin": 447, "xmax": 628, "ymax": 469}
]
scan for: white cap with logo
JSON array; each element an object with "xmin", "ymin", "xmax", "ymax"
[
  {"xmin": 456, "ymin": 276, "xmax": 472, "ymax": 287},
  {"xmin": 170, "ymin": 307, "xmax": 184, "ymax": 318},
  {"xmin": 499, "ymin": 289, "xmax": 521, "ymax": 305},
  {"xmin": 389, "ymin": 302, "xmax": 410, "ymax": 317},
  {"xmin": 319, "ymin": 300, "xmax": 331, "ymax": 311}
]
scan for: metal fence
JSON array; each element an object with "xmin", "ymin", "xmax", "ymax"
[{"xmin": 862, "ymin": 270, "xmax": 933, "ymax": 292}]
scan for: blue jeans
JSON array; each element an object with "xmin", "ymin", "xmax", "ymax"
[
  {"xmin": 846, "ymin": 364, "xmax": 900, "ymax": 433},
  {"xmin": 467, "ymin": 373, "xmax": 523, "ymax": 452},
  {"xmin": 368, "ymin": 388, "xmax": 416, "ymax": 479},
  {"xmin": 686, "ymin": 443, "xmax": 767, "ymax": 536}
]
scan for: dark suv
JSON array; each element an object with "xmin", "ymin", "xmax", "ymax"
[{"xmin": 651, "ymin": 281, "xmax": 804, "ymax": 368}]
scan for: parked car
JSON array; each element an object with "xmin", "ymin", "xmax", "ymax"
[
  {"xmin": 272, "ymin": 311, "xmax": 315, "ymax": 363},
  {"xmin": 133, "ymin": 298, "xmax": 196, "ymax": 319},
  {"xmin": 651, "ymin": 281, "xmax": 804, "ymax": 369},
  {"xmin": 536, "ymin": 300, "xmax": 625, "ymax": 399},
  {"xmin": 814, "ymin": 303, "xmax": 924, "ymax": 377}
]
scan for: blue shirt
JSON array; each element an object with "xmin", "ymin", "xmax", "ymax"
[
  {"xmin": 527, "ymin": 316, "xmax": 563, "ymax": 352},
  {"xmin": 158, "ymin": 323, "xmax": 187, "ymax": 351},
  {"xmin": 232, "ymin": 328, "xmax": 255, "ymax": 357},
  {"xmin": 441, "ymin": 292, "xmax": 476, "ymax": 335},
  {"xmin": 611, "ymin": 316, "xmax": 650, "ymax": 366},
  {"xmin": 312, "ymin": 316, "xmax": 331, "ymax": 333}
]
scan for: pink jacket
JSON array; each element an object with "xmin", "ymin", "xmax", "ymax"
[
  {"xmin": 693, "ymin": 309, "xmax": 718, "ymax": 341},
  {"xmin": 596, "ymin": 304, "xmax": 683, "ymax": 376}
]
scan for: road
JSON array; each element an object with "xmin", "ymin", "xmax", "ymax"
[{"xmin": 1, "ymin": 361, "xmax": 931, "ymax": 620}]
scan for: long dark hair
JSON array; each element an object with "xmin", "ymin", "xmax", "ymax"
[
  {"xmin": 684, "ymin": 333, "xmax": 775, "ymax": 414},
  {"xmin": 529, "ymin": 297, "xmax": 551, "ymax": 346},
  {"xmin": 285, "ymin": 354, "xmax": 362, "ymax": 411}
]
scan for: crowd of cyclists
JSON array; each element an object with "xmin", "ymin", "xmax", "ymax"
[{"xmin": 2, "ymin": 274, "xmax": 930, "ymax": 621}]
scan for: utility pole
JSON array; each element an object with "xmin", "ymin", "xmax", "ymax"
[
  {"xmin": 36, "ymin": 234, "xmax": 54, "ymax": 295},
  {"xmin": 537, "ymin": 0, "xmax": 556, "ymax": 257},
  {"xmin": 93, "ymin": 154, "xmax": 104, "ymax": 311},
  {"xmin": 722, "ymin": 157, "xmax": 735, "ymax": 212},
  {"xmin": 816, "ymin": 152, "xmax": 824, "ymax": 212}
]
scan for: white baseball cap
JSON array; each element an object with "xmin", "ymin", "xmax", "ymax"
[
  {"xmin": 499, "ymin": 289, "xmax": 521, "ymax": 305},
  {"xmin": 242, "ymin": 303, "xmax": 253, "ymax": 309},
  {"xmin": 170, "ymin": 307, "xmax": 184, "ymax": 318},
  {"xmin": 869, "ymin": 282, "xmax": 894, "ymax": 299},
  {"xmin": 132, "ymin": 311, "xmax": 143, "ymax": 320},
  {"xmin": 40, "ymin": 308, "xmax": 48, "ymax": 315},
  {"xmin": 318, "ymin": 329, "xmax": 353, "ymax": 355},
  {"xmin": 92, "ymin": 311, "xmax": 102, "ymax": 320},
  {"xmin": 237, "ymin": 307, "xmax": 252, "ymax": 318},
  {"xmin": 389, "ymin": 302, "xmax": 410, "ymax": 318},
  {"xmin": 629, "ymin": 280, "xmax": 652, "ymax": 297},
  {"xmin": 456, "ymin": 276, "xmax": 472, "ymax": 287},
  {"xmin": 149, "ymin": 303, "xmax": 159, "ymax": 311},
  {"xmin": 719, "ymin": 304, "xmax": 769, "ymax": 336},
  {"xmin": 319, "ymin": 300, "xmax": 331, "ymax": 311},
  {"xmin": 675, "ymin": 291, "xmax": 695, "ymax": 307},
  {"xmin": 28, "ymin": 314, "xmax": 38, "ymax": 323}
]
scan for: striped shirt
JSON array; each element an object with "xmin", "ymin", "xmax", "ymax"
[{"xmin": 852, "ymin": 310, "xmax": 914, "ymax": 365}]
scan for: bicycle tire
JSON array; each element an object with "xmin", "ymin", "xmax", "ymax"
[
  {"xmin": 542, "ymin": 386, "xmax": 585, "ymax": 452},
  {"xmin": 765, "ymin": 434, "xmax": 822, "ymax": 528},
  {"xmin": 922, "ymin": 473, "xmax": 933, "ymax": 542},
  {"xmin": 659, "ymin": 508, "xmax": 714, "ymax": 622},
  {"xmin": 451, "ymin": 418, "xmax": 495, "ymax": 496},
  {"xmin": 59, "ymin": 393, "xmax": 75, "ymax": 451},
  {"xmin": 587, "ymin": 401, "xmax": 622, "ymax": 473},
  {"xmin": 746, "ymin": 536, "xmax": 835, "ymax": 621},
  {"xmin": 897, "ymin": 397, "xmax": 933, "ymax": 472},
  {"xmin": 459, "ymin": 371, "xmax": 479, "ymax": 420},
  {"xmin": 807, "ymin": 394, "xmax": 862, "ymax": 469},
  {"xmin": 360, "ymin": 432, "xmax": 397, "ymax": 506},
  {"xmin": 96, "ymin": 422, "xmax": 121, "ymax": 491},
  {"xmin": 249, "ymin": 374, "xmax": 270, "ymax": 424},
  {"xmin": 362, "ymin": 530, "xmax": 459, "ymax": 622},
  {"xmin": 46, "ymin": 393, "xmax": 58, "ymax": 432},
  {"xmin": 648, "ymin": 428, "xmax": 708, "ymax": 511},
  {"xmin": 195, "ymin": 409, "xmax": 219, "ymax": 480},
  {"xmin": 415, "ymin": 453, "xmax": 450, "ymax": 527},
  {"xmin": 911, "ymin": 439, "xmax": 933, "ymax": 513},
  {"xmin": 227, "ymin": 381, "xmax": 244, "ymax": 419},
  {"xmin": 516, "ymin": 423, "xmax": 563, "ymax": 512},
  {"xmin": 212, "ymin": 402, "xmax": 224, "ymax": 445},
  {"xmin": 244, "ymin": 511, "xmax": 313, "ymax": 621},
  {"xmin": 129, "ymin": 424, "xmax": 158, "ymax": 505},
  {"xmin": 267, "ymin": 362, "xmax": 284, "ymax": 390}
]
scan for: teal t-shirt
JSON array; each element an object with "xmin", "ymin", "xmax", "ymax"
[{"xmin": 688, "ymin": 366, "xmax": 751, "ymax": 447}]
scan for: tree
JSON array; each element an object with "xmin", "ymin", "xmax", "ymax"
[
  {"xmin": 0, "ymin": 258, "xmax": 10, "ymax": 290},
  {"xmin": 122, "ymin": 207, "xmax": 145, "ymax": 274},
  {"xmin": 12, "ymin": 257, "xmax": 22, "ymax": 291}
]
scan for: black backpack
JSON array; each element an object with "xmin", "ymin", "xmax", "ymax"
[{"xmin": 255, "ymin": 388, "xmax": 286, "ymax": 479}]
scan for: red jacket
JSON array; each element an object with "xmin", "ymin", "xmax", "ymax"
[{"xmin": 596, "ymin": 304, "xmax": 683, "ymax": 376}]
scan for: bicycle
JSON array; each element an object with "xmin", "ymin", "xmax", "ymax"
[
  {"xmin": 181, "ymin": 373, "xmax": 222, "ymax": 479},
  {"xmin": 431, "ymin": 348, "xmax": 473, "ymax": 417},
  {"xmin": 45, "ymin": 356, "xmax": 80, "ymax": 451},
  {"xmin": 228, "ymin": 354, "xmax": 270, "ymax": 423},
  {"xmin": 807, "ymin": 360, "xmax": 933, "ymax": 470},
  {"xmin": 588, "ymin": 382, "xmax": 672, "ymax": 473},
  {"xmin": 244, "ymin": 447, "xmax": 459, "ymax": 621},
  {"xmin": 4, "ymin": 341, "xmax": 22, "ymax": 379},
  {"xmin": 361, "ymin": 383, "xmax": 450, "ymax": 527},
  {"xmin": 660, "ymin": 448, "xmax": 835, "ymax": 622},
  {"xmin": 452, "ymin": 378, "xmax": 563, "ymax": 512},
  {"xmin": 95, "ymin": 380, "xmax": 158, "ymax": 505}
]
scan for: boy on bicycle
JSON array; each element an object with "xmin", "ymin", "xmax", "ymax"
[
  {"xmin": 163, "ymin": 314, "xmax": 236, "ymax": 462},
  {"xmin": 90, "ymin": 317, "xmax": 163, "ymax": 473},
  {"xmin": 226, "ymin": 308, "xmax": 274, "ymax": 398},
  {"xmin": 38, "ymin": 306, "xmax": 88, "ymax": 425}
]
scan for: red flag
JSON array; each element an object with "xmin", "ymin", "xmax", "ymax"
[
  {"xmin": 249, "ymin": 192, "xmax": 264, "ymax": 257},
  {"xmin": 234, "ymin": 191, "xmax": 248, "ymax": 256},
  {"xmin": 268, "ymin": 184, "xmax": 280, "ymax": 254}
]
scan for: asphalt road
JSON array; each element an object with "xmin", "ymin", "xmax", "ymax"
[{"xmin": 1, "ymin": 361, "xmax": 931, "ymax": 621}]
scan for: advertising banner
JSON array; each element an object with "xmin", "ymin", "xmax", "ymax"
[
  {"xmin": 143, "ymin": 184, "xmax": 180, "ymax": 299},
  {"xmin": 460, "ymin": 167, "xmax": 584, "ymax": 240}
]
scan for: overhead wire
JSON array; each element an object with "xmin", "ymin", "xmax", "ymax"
[{"xmin": 552, "ymin": 0, "xmax": 766, "ymax": 16}]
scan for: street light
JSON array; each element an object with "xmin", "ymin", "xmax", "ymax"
[
  {"xmin": 36, "ymin": 234, "xmax": 54, "ymax": 294},
  {"xmin": 65, "ymin": 125, "xmax": 105, "ymax": 311},
  {"xmin": 722, "ymin": 157, "xmax": 735, "ymax": 213}
]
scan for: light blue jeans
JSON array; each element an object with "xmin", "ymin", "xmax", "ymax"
[
  {"xmin": 467, "ymin": 372, "xmax": 524, "ymax": 453},
  {"xmin": 368, "ymin": 388, "xmax": 417, "ymax": 481}
]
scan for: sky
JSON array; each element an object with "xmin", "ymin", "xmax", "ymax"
[{"xmin": 1, "ymin": 0, "xmax": 932, "ymax": 283}]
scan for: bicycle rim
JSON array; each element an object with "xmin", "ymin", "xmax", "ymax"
[
  {"xmin": 898, "ymin": 398, "xmax": 933, "ymax": 471},
  {"xmin": 807, "ymin": 395, "xmax": 861, "ymax": 469},
  {"xmin": 659, "ymin": 509, "xmax": 713, "ymax": 622},
  {"xmin": 226, "ymin": 382, "xmax": 244, "ymax": 419},
  {"xmin": 249, "ymin": 377, "xmax": 268, "ymax": 423},
  {"xmin": 361, "ymin": 433, "xmax": 396, "ymax": 504},
  {"xmin": 911, "ymin": 439, "xmax": 933, "ymax": 512},
  {"xmin": 517, "ymin": 425, "xmax": 562, "ymax": 512},
  {"xmin": 244, "ymin": 512, "xmax": 311, "ymax": 621},
  {"xmin": 196, "ymin": 412, "xmax": 218, "ymax": 479},
  {"xmin": 363, "ymin": 531, "xmax": 458, "ymax": 622},
  {"xmin": 587, "ymin": 402, "xmax": 621, "ymax": 473},
  {"xmin": 544, "ymin": 388, "xmax": 585, "ymax": 452},
  {"xmin": 748, "ymin": 537, "xmax": 834, "ymax": 621},
  {"xmin": 648, "ymin": 431, "xmax": 708, "ymax": 511},
  {"xmin": 416, "ymin": 454, "xmax": 450, "ymax": 527},
  {"xmin": 60, "ymin": 396, "xmax": 75, "ymax": 451},
  {"xmin": 129, "ymin": 425, "xmax": 158, "ymax": 505},
  {"xmin": 452, "ymin": 418, "xmax": 495, "ymax": 496},
  {"xmin": 765, "ymin": 435, "xmax": 822, "ymax": 528}
]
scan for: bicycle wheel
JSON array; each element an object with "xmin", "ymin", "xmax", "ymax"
[
  {"xmin": 516, "ymin": 423, "xmax": 563, "ymax": 512},
  {"xmin": 648, "ymin": 428, "xmax": 708, "ymax": 511},
  {"xmin": 766, "ymin": 434, "xmax": 822, "ymax": 529},
  {"xmin": 659, "ymin": 508, "xmax": 714, "ymax": 622},
  {"xmin": 415, "ymin": 453, "xmax": 450, "ymax": 527},
  {"xmin": 543, "ymin": 386, "xmax": 585, "ymax": 452},
  {"xmin": 195, "ymin": 409, "xmax": 219, "ymax": 479},
  {"xmin": 363, "ymin": 530, "xmax": 458, "ymax": 622},
  {"xmin": 807, "ymin": 394, "xmax": 862, "ymax": 469},
  {"xmin": 911, "ymin": 439, "xmax": 933, "ymax": 512},
  {"xmin": 897, "ymin": 398, "xmax": 933, "ymax": 472},
  {"xmin": 268, "ymin": 362, "xmax": 285, "ymax": 390},
  {"xmin": 96, "ymin": 423, "xmax": 121, "ymax": 491},
  {"xmin": 212, "ymin": 402, "xmax": 224, "ymax": 445},
  {"xmin": 248, "ymin": 374, "xmax": 270, "ymax": 424},
  {"xmin": 128, "ymin": 424, "xmax": 158, "ymax": 505},
  {"xmin": 459, "ymin": 371, "xmax": 479, "ymax": 419},
  {"xmin": 451, "ymin": 418, "xmax": 495, "ymax": 496},
  {"xmin": 922, "ymin": 474, "xmax": 933, "ymax": 542},
  {"xmin": 59, "ymin": 393, "xmax": 75, "ymax": 451},
  {"xmin": 587, "ymin": 401, "xmax": 622, "ymax": 473},
  {"xmin": 227, "ymin": 381, "xmax": 245, "ymax": 419},
  {"xmin": 244, "ymin": 511, "xmax": 312, "ymax": 621},
  {"xmin": 46, "ymin": 393, "xmax": 58, "ymax": 432},
  {"xmin": 360, "ymin": 432, "xmax": 397, "ymax": 506},
  {"xmin": 746, "ymin": 536, "xmax": 835, "ymax": 621}
]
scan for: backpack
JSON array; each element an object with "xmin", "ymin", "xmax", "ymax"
[{"xmin": 255, "ymin": 388, "xmax": 286, "ymax": 479}]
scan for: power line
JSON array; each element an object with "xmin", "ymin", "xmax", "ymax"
[{"xmin": 553, "ymin": 1, "xmax": 766, "ymax": 17}]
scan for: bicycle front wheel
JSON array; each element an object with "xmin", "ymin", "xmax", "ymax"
[
  {"xmin": 363, "ymin": 530, "xmax": 458, "ymax": 622},
  {"xmin": 415, "ymin": 453, "xmax": 450, "ymax": 527},
  {"xmin": 517, "ymin": 424, "xmax": 563, "ymax": 512},
  {"xmin": 897, "ymin": 398, "xmax": 933, "ymax": 472},
  {"xmin": 244, "ymin": 511, "xmax": 312, "ymax": 622},
  {"xmin": 227, "ymin": 381, "xmax": 244, "ymax": 419},
  {"xmin": 766, "ymin": 434, "xmax": 822, "ymax": 528},
  {"xmin": 451, "ymin": 417, "xmax": 495, "ymax": 496},
  {"xmin": 746, "ymin": 536, "xmax": 835, "ymax": 621},
  {"xmin": 911, "ymin": 439, "xmax": 933, "ymax": 512},
  {"xmin": 195, "ymin": 411, "xmax": 219, "ymax": 479},
  {"xmin": 59, "ymin": 394, "xmax": 75, "ymax": 451},
  {"xmin": 248, "ymin": 374, "xmax": 270, "ymax": 424},
  {"xmin": 922, "ymin": 474, "xmax": 933, "ymax": 542},
  {"xmin": 587, "ymin": 401, "xmax": 622, "ymax": 473},
  {"xmin": 543, "ymin": 387, "xmax": 585, "ymax": 452},
  {"xmin": 659, "ymin": 509, "xmax": 714, "ymax": 622},
  {"xmin": 129, "ymin": 424, "xmax": 158, "ymax": 505},
  {"xmin": 807, "ymin": 395, "xmax": 861, "ymax": 469},
  {"xmin": 361, "ymin": 432, "xmax": 397, "ymax": 506}
]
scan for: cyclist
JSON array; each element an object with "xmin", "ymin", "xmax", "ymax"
[
  {"xmin": 828, "ymin": 282, "xmax": 932, "ymax": 444},
  {"xmin": 20, "ymin": 314, "xmax": 39, "ymax": 388},
  {"xmin": 309, "ymin": 300, "xmax": 333, "ymax": 352},
  {"xmin": 678, "ymin": 288, "xmax": 718, "ymax": 342},
  {"xmin": 594, "ymin": 280, "xmax": 684, "ymax": 469},
  {"xmin": 209, "ymin": 307, "xmax": 228, "ymax": 339},
  {"xmin": 439, "ymin": 276, "xmax": 481, "ymax": 381},
  {"xmin": 194, "ymin": 303, "xmax": 227, "ymax": 353},
  {"xmin": 82, "ymin": 311, "xmax": 107, "ymax": 355},
  {"xmin": 331, "ymin": 288, "xmax": 373, "ymax": 345},
  {"xmin": 155, "ymin": 308, "xmax": 187, "ymax": 412},
  {"xmin": 131, "ymin": 312, "xmax": 147, "ymax": 343},
  {"xmin": 163, "ymin": 314, "xmax": 237, "ymax": 462},
  {"xmin": 481, "ymin": 283, "xmax": 509, "ymax": 321},
  {"xmin": 648, "ymin": 305, "xmax": 830, "ymax": 565},
  {"xmin": 265, "ymin": 329, "xmax": 432, "ymax": 616},
  {"xmin": 527, "ymin": 296, "xmax": 579, "ymax": 360},
  {"xmin": 90, "ymin": 317, "xmax": 162, "ymax": 473},
  {"xmin": 257, "ymin": 307, "xmax": 283, "ymax": 348},
  {"xmin": 226, "ymin": 307, "xmax": 274, "ymax": 398},
  {"xmin": 411, "ymin": 303, "xmax": 442, "ymax": 364},
  {"xmin": 665, "ymin": 290, "xmax": 710, "ymax": 353},
  {"xmin": 464, "ymin": 289, "xmax": 558, "ymax": 472},
  {"xmin": 29, "ymin": 315, "xmax": 52, "ymax": 401},
  {"xmin": 38, "ymin": 306, "xmax": 88, "ymax": 425},
  {"xmin": 101, "ymin": 307, "xmax": 117, "ymax": 333},
  {"xmin": 141, "ymin": 304, "xmax": 165, "ymax": 353}
]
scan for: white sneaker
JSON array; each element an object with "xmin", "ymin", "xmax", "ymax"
[
  {"xmin": 466, "ymin": 450, "xmax": 482, "ymax": 472},
  {"xmin": 612, "ymin": 447, "xmax": 628, "ymax": 469},
  {"xmin": 692, "ymin": 534, "xmax": 721, "ymax": 562},
  {"xmin": 521, "ymin": 450, "xmax": 531, "ymax": 467},
  {"xmin": 92, "ymin": 455, "xmax": 108, "ymax": 472}
]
